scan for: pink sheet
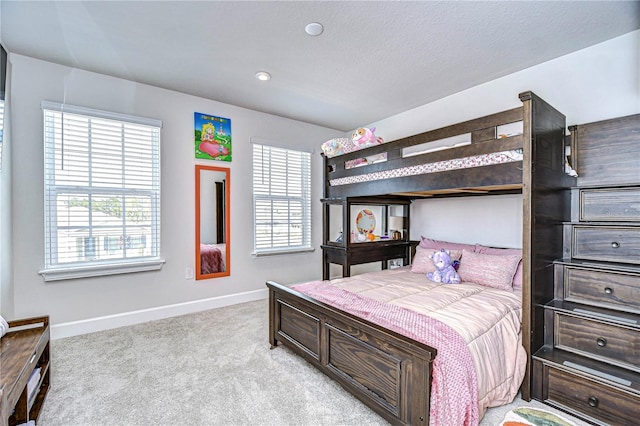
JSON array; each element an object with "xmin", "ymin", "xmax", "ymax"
[{"xmin": 293, "ymin": 280, "xmax": 479, "ymax": 426}]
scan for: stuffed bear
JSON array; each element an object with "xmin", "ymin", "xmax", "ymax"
[{"xmin": 427, "ymin": 249, "xmax": 461, "ymax": 284}]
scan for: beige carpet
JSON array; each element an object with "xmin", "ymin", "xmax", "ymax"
[{"xmin": 39, "ymin": 299, "xmax": 588, "ymax": 426}]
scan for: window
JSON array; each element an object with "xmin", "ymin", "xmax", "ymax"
[
  {"xmin": 41, "ymin": 101, "xmax": 163, "ymax": 281},
  {"xmin": 252, "ymin": 142, "xmax": 311, "ymax": 255}
]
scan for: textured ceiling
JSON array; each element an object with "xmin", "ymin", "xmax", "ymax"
[{"xmin": 1, "ymin": 1, "xmax": 638, "ymax": 131}]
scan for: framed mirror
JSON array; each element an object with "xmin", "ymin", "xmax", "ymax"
[{"xmin": 196, "ymin": 165, "xmax": 230, "ymax": 280}]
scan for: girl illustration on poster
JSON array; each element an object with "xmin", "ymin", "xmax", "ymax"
[{"xmin": 194, "ymin": 112, "xmax": 232, "ymax": 161}]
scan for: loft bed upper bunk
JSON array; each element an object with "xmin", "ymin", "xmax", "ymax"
[
  {"xmin": 267, "ymin": 91, "xmax": 576, "ymax": 426},
  {"xmin": 324, "ymin": 92, "xmax": 568, "ymax": 199}
]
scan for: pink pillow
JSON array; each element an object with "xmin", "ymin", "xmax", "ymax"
[
  {"xmin": 457, "ymin": 249, "xmax": 520, "ymax": 291},
  {"xmin": 419, "ymin": 236, "xmax": 476, "ymax": 253},
  {"xmin": 411, "ymin": 247, "xmax": 462, "ymax": 274},
  {"xmin": 475, "ymin": 244, "xmax": 523, "ymax": 289}
]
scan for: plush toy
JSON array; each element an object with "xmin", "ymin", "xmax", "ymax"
[
  {"xmin": 321, "ymin": 138, "xmax": 350, "ymax": 158},
  {"xmin": 427, "ymin": 249, "xmax": 461, "ymax": 284},
  {"xmin": 351, "ymin": 127, "xmax": 384, "ymax": 148}
]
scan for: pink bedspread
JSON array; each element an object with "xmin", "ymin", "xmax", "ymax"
[
  {"xmin": 200, "ymin": 244, "xmax": 224, "ymax": 274},
  {"xmin": 324, "ymin": 268, "xmax": 526, "ymax": 417},
  {"xmin": 293, "ymin": 280, "xmax": 479, "ymax": 426}
]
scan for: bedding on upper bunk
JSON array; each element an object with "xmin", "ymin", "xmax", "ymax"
[
  {"xmin": 292, "ymin": 265, "xmax": 526, "ymax": 424},
  {"xmin": 329, "ymin": 149, "xmax": 523, "ymax": 187},
  {"xmin": 321, "ymin": 136, "xmax": 388, "ymax": 169}
]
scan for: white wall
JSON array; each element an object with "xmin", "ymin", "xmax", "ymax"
[
  {"xmin": 7, "ymin": 54, "xmax": 343, "ymax": 330},
  {"xmin": 367, "ymin": 31, "xmax": 640, "ymax": 248}
]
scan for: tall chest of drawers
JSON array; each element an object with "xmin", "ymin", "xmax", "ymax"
[{"xmin": 532, "ymin": 114, "xmax": 640, "ymax": 425}]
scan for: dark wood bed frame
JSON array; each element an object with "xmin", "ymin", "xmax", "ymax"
[{"xmin": 267, "ymin": 92, "xmax": 576, "ymax": 425}]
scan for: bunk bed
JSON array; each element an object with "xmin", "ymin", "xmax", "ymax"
[{"xmin": 266, "ymin": 92, "xmax": 576, "ymax": 425}]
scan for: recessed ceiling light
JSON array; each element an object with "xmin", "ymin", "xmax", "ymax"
[
  {"xmin": 305, "ymin": 22, "xmax": 324, "ymax": 36},
  {"xmin": 255, "ymin": 71, "xmax": 271, "ymax": 81}
]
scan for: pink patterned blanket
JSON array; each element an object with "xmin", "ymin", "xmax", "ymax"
[{"xmin": 292, "ymin": 281, "xmax": 479, "ymax": 426}]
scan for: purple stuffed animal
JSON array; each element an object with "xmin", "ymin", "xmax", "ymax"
[{"xmin": 427, "ymin": 249, "xmax": 461, "ymax": 284}]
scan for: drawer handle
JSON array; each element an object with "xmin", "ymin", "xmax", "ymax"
[
  {"xmin": 604, "ymin": 287, "xmax": 614, "ymax": 295},
  {"xmin": 587, "ymin": 396, "xmax": 599, "ymax": 408},
  {"xmin": 611, "ymin": 241, "xmax": 620, "ymax": 248},
  {"xmin": 596, "ymin": 337, "xmax": 607, "ymax": 347}
]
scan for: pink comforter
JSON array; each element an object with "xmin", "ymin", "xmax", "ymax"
[
  {"xmin": 293, "ymin": 267, "xmax": 526, "ymax": 423},
  {"xmin": 293, "ymin": 280, "xmax": 479, "ymax": 426},
  {"xmin": 200, "ymin": 244, "xmax": 224, "ymax": 274}
]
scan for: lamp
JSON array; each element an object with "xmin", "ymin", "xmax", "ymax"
[{"xmin": 388, "ymin": 216, "xmax": 403, "ymax": 240}]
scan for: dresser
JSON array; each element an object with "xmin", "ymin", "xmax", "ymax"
[{"xmin": 532, "ymin": 114, "xmax": 640, "ymax": 425}]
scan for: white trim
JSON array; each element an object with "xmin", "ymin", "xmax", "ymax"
[
  {"xmin": 41, "ymin": 100, "xmax": 163, "ymax": 128},
  {"xmin": 39, "ymin": 259, "xmax": 166, "ymax": 282},
  {"xmin": 51, "ymin": 288, "xmax": 268, "ymax": 339},
  {"xmin": 250, "ymin": 136, "xmax": 314, "ymax": 154},
  {"xmin": 252, "ymin": 247, "xmax": 315, "ymax": 257}
]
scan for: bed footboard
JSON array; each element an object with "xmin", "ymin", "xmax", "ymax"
[{"xmin": 267, "ymin": 281, "xmax": 436, "ymax": 425}]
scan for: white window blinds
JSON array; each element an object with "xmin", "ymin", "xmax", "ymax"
[
  {"xmin": 252, "ymin": 143, "xmax": 311, "ymax": 254},
  {"xmin": 41, "ymin": 102, "xmax": 162, "ymax": 278}
]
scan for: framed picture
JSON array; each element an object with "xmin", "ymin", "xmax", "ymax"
[
  {"xmin": 388, "ymin": 259, "xmax": 403, "ymax": 269},
  {"xmin": 194, "ymin": 112, "xmax": 232, "ymax": 162}
]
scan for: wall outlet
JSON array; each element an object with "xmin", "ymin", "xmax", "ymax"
[{"xmin": 185, "ymin": 267, "xmax": 194, "ymax": 279}]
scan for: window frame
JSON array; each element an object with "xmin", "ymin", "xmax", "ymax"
[
  {"xmin": 39, "ymin": 101, "xmax": 164, "ymax": 281},
  {"xmin": 252, "ymin": 141, "xmax": 313, "ymax": 256}
]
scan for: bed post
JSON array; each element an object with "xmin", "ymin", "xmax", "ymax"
[
  {"xmin": 268, "ymin": 281, "xmax": 278, "ymax": 349},
  {"xmin": 519, "ymin": 91, "xmax": 575, "ymax": 400}
]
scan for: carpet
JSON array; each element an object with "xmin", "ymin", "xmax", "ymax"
[{"xmin": 501, "ymin": 407, "xmax": 577, "ymax": 426}]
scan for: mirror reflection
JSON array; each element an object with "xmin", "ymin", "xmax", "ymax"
[{"xmin": 196, "ymin": 165, "xmax": 230, "ymax": 279}]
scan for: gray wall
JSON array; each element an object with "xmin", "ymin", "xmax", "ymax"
[{"xmin": 4, "ymin": 54, "xmax": 342, "ymax": 325}]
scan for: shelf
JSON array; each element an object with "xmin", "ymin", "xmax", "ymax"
[{"xmin": 322, "ymin": 196, "xmax": 413, "ymax": 280}]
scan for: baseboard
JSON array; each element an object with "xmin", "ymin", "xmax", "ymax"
[{"xmin": 51, "ymin": 288, "xmax": 269, "ymax": 340}]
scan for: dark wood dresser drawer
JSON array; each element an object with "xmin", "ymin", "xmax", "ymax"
[
  {"xmin": 561, "ymin": 265, "xmax": 640, "ymax": 313},
  {"xmin": 546, "ymin": 366, "xmax": 640, "ymax": 425},
  {"xmin": 554, "ymin": 313, "xmax": 640, "ymax": 371},
  {"xmin": 567, "ymin": 225, "xmax": 640, "ymax": 264},
  {"xmin": 578, "ymin": 187, "xmax": 640, "ymax": 222},
  {"xmin": 572, "ymin": 113, "xmax": 640, "ymax": 187}
]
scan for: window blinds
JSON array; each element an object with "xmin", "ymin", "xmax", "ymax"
[
  {"xmin": 42, "ymin": 102, "xmax": 161, "ymax": 270},
  {"xmin": 252, "ymin": 143, "xmax": 311, "ymax": 253}
]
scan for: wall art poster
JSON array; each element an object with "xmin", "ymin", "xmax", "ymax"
[{"xmin": 194, "ymin": 112, "xmax": 232, "ymax": 161}]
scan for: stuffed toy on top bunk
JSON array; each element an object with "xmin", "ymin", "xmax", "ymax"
[{"xmin": 321, "ymin": 127, "xmax": 387, "ymax": 168}]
